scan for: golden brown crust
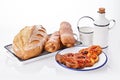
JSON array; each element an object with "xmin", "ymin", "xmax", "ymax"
[
  {"xmin": 44, "ymin": 31, "xmax": 62, "ymax": 52},
  {"xmin": 59, "ymin": 21, "xmax": 76, "ymax": 47},
  {"xmin": 13, "ymin": 44, "xmax": 43, "ymax": 60},
  {"xmin": 88, "ymin": 45, "xmax": 102, "ymax": 56},
  {"xmin": 12, "ymin": 25, "xmax": 48, "ymax": 60}
]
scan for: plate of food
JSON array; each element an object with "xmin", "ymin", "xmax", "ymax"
[
  {"xmin": 4, "ymin": 22, "xmax": 80, "ymax": 65},
  {"xmin": 55, "ymin": 45, "xmax": 108, "ymax": 71}
]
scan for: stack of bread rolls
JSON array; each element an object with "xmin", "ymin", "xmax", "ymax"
[
  {"xmin": 12, "ymin": 21, "xmax": 76, "ymax": 60},
  {"xmin": 45, "ymin": 21, "xmax": 76, "ymax": 52}
]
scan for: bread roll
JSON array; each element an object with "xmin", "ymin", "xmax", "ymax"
[
  {"xmin": 12, "ymin": 25, "xmax": 48, "ymax": 60},
  {"xmin": 59, "ymin": 21, "xmax": 76, "ymax": 47},
  {"xmin": 45, "ymin": 31, "xmax": 62, "ymax": 52}
]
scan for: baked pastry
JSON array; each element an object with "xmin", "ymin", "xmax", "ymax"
[
  {"xmin": 88, "ymin": 45, "xmax": 102, "ymax": 55},
  {"xmin": 44, "ymin": 31, "xmax": 62, "ymax": 52},
  {"xmin": 78, "ymin": 45, "xmax": 101, "ymax": 66},
  {"xmin": 56, "ymin": 45, "xmax": 102, "ymax": 69},
  {"xmin": 59, "ymin": 21, "xmax": 76, "ymax": 47},
  {"xmin": 12, "ymin": 25, "xmax": 48, "ymax": 60}
]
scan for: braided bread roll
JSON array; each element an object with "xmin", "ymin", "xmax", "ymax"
[
  {"xmin": 12, "ymin": 25, "xmax": 48, "ymax": 60},
  {"xmin": 45, "ymin": 31, "xmax": 62, "ymax": 52},
  {"xmin": 59, "ymin": 21, "xmax": 76, "ymax": 47}
]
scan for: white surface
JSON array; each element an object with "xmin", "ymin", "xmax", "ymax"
[{"xmin": 0, "ymin": 0, "xmax": 120, "ymax": 80}]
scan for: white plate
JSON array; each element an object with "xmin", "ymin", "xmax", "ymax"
[{"xmin": 55, "ymin": 46, "xmax": 108, "ymax": 71}]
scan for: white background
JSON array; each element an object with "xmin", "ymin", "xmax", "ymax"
[{"xmin": 0, "ymin": 0, "xmax": 120, "ymax": 80}]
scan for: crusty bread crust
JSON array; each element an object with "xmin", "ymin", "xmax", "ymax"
[
  {"xmin": 59, "ymin": 21, "xmax": 76, "ymax": 47},
  {"xmin": 12, "ymin": 25, "xmax": 48, "ymax": 60}
]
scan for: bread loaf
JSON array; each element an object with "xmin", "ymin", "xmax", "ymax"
[
  {"xmin": 59, "ymin": 21, "xmax": 76, "ymax": 47},
  {"xmin": 44, "ymin": 31, "xmax": 62, "ymax": 52},
  {"xmin": 12, "ymin": 25, "xmax": 48, "ymax": 60}
]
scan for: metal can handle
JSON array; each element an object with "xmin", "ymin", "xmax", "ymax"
[
  {"xmin": 73, "ymin": 33, "xmax": 82, "ymax": 46},
  {"xmin": 108, "ymin": 19, "xmax": 116, "ymax": 30},
  {"xmin": 77, "ymin": 16, "xmax": 94, "ymax": 33}
]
